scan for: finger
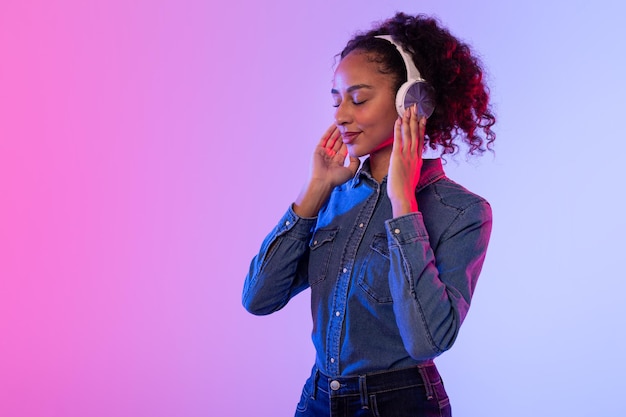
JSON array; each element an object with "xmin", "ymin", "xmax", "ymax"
[
  {"xmin": 409, "ymin": 104, "xmax": 419, "ymax": 155},
  {"xmin": 347, "ymin": 155, "xmax": 360, "ymax": 174},
  {"xmin": 393, "ymin": 117, "xmax": 403, "ymax": 153},
  {"xmin": 331, "ymin": 129, "xmax": 344, "ymax": 154},
  {"xmin": 402, "ymin": 107, "xmax": 412, "ymax": 153},
  {"xmin": 320, "ymin": 124, "xmax": 337, "ymax": 148},
  {"xmin": 336, "ymin": 141, "xmax": 349, "ymax": 162},
  {"xmin": 328, "ymin": 126, "xmax": 343, "ymax": 153},
  {"xmin": 321, "ymin": 128, "xmax": 344, "ymax": 160},
  {"xmin": 413, "ymin": 103, "xmax": 427, "ymax": 157},
  {"xmin": 417, "ymin": 115, "xmax": 426, "ymax": 157}
]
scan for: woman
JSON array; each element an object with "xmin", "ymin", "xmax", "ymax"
[{"xmin": 243, "ymin": 12, "xmax": 495, "ymax": 416}]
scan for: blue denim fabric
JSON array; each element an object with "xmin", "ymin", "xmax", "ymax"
[
  {"xmin": 295, "ymin": 363, "xmax": 451, "ymax": 417},
  {"xmin": 243, "ymin": 158, "xmax": 492, "ymax": 378}
]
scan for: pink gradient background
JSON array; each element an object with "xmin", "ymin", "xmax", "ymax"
[{"xmin": 1, "ymin": 0, "xmax": 625, "ymax": 416}]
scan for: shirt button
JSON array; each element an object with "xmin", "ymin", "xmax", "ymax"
[
  {"xmin": 342, "ymin": 268, "xmax": 347, "ymax": 273},
  {"xmin": 359, "ymin": 223, "xmax": 364, "ymax": 228},
  {"xmin": 394, "ymin": 228, "xmax": 400, "ymax": 234},
  {"xmin": 330, "ymin": 357, "xmax": 335, "ymax": 363},
  {"xmin": 335, "ymin": 311, "xmax": 340, "ymax": 317},
  {"xmin": 313, "ymin": 240, "xmax": 318, "ymax": 245},
  {"xmin": 330, "ymin": 380, "xmax": 341, "ymax": 391},
  {"xmin": 285, "ymin": 221, "xmax": 290, "ymax": 226}
]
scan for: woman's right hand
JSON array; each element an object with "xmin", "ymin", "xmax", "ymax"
[
  {"xmin": 310, "ymin": 125, "xmax": 360, "ymax": 187},
  {"xmin": 293, "ymin": 125, "xmax": 360, "ymax": 218}
]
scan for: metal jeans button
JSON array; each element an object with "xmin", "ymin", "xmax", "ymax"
[{"xmin": 330, "ymin": 380, "xmax": 341, "ymax": 391}]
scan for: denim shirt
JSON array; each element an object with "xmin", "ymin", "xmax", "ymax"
[{"xmin": 243, "ymin": 158, "xmax": 492, "ymax": 377}]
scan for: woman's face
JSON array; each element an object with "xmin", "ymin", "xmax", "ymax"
[{"xmin": 332, "ymin": 51, "xmax": 399, "ymax": 158}]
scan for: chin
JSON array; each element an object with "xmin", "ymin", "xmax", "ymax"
[{"xmin": 347, "ymin": 145, "xmax": 368, "ymax": 159}]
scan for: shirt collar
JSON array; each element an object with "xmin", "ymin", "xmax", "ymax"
[
  {"xmin": 416, "ymin": 158, "xmax": 446, "ymax": 192},
  {"xmin": 351, "ymin": 157, "xmax": 445, "ymax": 191}
]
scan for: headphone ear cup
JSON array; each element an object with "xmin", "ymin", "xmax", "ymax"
[{"xmin": 396, "ymin": 81, "xmax": 436, "ymax": 119}]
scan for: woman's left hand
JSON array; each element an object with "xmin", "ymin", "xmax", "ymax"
[{"xmin": 387, "ymin": 104, "xmax": 427, "ymax": 217}]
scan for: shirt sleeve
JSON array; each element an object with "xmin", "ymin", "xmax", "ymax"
[
  {"xmin": 242, "ymin": 206, "xmax": 317, "ymax": 315},
  {"xmin": 384, "ymin": 201, "xmax": 492, "ymax": 360}
]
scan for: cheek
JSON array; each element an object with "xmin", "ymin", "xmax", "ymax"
[
  {"xmin": 378, "ymin": 100, "xmax": 400, "ymax": 128},
  {"xmin": 379, "ymin": 112, "xmax": 399, "ymax": 138},
  {"xmin": 361, "ymin": 108, "xmax": 396, "ymax": 130}
]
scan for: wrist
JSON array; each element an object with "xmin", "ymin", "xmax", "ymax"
[
  {"xmin": 294, "ymin": 180, "xmax": 334, "ymax": 217},
  {"xmin": 390, "ymin": 194, "xmax": 418, "ymax": 217}
]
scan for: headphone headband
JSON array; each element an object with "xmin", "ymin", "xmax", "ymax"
[
  {"xmin": 374, "ymin": 35, "xmax": 438, "ymax": 157},
  {"xmin": 375, "ymin": 35, "xmax": 424, "ymax": 82},
  {"xmin": 373, "ymin": 34, "xmax": 435, "ymax": 120}
]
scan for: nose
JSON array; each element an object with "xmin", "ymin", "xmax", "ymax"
[{"xmin": 334, "ymin": 101, "xmax": 351, "ymax": 126}]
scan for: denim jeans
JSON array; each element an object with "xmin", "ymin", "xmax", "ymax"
[{"xmin": 295, "ymin": 363, "xmax": 452, "ymax": 417}]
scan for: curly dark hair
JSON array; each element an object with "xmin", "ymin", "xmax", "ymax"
[{"xmin": 340, "ymin": 13, "xmax": 496, "ymax": 156}]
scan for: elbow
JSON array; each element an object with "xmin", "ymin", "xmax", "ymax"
[
  {"xmin": 242, "ymin": 290, "xmax": 286, "ymax": 316},
  {"xmin": 241, "ymin": 295, "xmax": 274, "ymax": 316},
  {"xmin": 241, "ymin": 276, "xmax": 274, "ymax": 315},
  {"xmin": 403, "ymin": 337, "xmax": 450, "ymax": 361},
  {"xmin": 401, "ymin": 317, "xmax": 461, "ymax": 361},
  {"xmin": 242, "ymin": 299, "xmax": 260, "ymax": 315}
]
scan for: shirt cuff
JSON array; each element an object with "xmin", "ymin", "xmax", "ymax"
[
  {"xmin": 274, "ymin": 205, "xmax": 317, "ymax": 239},
  {"xmin": 385, "ymin": 212, "xmax": 430, "ymax": 245}
]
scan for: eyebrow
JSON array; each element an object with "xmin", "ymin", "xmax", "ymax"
[{"xmin": 330, "ymin": 84, "xmax": 373, "ymax": 94}]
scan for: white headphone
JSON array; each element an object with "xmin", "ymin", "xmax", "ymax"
[{"xmin": 375, "ymin": 35, "xmax": 435, "ymax": 118}]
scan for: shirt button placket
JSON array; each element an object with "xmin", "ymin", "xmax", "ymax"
[{"xmin": 329, "ymin": 266, "xmax": 349, "ymax": 375}]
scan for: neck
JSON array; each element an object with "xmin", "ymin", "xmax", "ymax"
[{"xmin": 368, "ymin": 146, "xmax": 392, "ymax": 183}]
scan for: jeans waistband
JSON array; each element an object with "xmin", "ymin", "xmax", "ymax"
[{"xmin": 314, "ymin": 362, "xmax": 440, "ymax": 400}]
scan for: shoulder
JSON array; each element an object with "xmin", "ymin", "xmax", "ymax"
[
  {"xmin": 429, "ymin": 177, "xmax": 489, "ymax": 212},
  {"xmin": 418, "ymin": 177, "xmax": 492, "ymax": 237}
]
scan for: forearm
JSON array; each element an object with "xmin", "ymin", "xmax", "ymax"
[
  {"xmin": 390, "ymin": 193, "xmax": 419, "ymax": 218},
  {"xmin": 293, "ymin": 179, "xmax": 334, "ymax": 218},
  {"xmin": 385, "ymin": 207, "xmax": 492, "ymax": 359},
  {"xmin": 242, "ymin": 207, "xmax": 315, "ymax": 315}
]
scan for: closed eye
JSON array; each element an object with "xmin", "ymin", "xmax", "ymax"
[{"xmin": 332, "ymin": 100, "xmax": 366, "ymax": 108}]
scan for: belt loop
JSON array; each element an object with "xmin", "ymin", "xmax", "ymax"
[
  {"xmin": 358, "ymin": 375, "xmax": 369, "ymax": 409},
  {"xmin": 311, "ymin": 367, "xmax": 319, "ymax": 400},
  {"xmin": 417, "ymin": 365, "xmax": 434, "ymax": 400}
]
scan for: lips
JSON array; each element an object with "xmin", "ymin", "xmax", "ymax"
[{"xmin": 341, "ymin": 132, "xmax": 360, "ymax": 144}]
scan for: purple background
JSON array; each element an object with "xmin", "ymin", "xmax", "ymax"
[{"xmin": 1, "ymin": 0, "xmax": 625, "ymax": 415}]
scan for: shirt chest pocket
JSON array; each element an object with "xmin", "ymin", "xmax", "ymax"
[
  {"xmin": 357, "ymin": 234, "xmax": 393, "ymax": 303},
  {"xmin": 308, "ymin": 227, "xmax": 339, "ymax": 287}
]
